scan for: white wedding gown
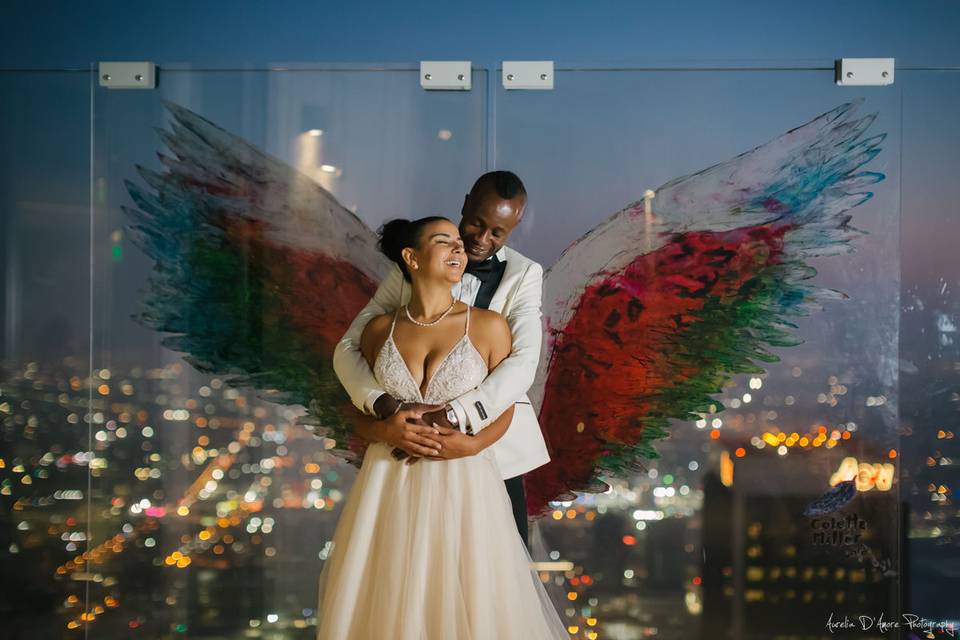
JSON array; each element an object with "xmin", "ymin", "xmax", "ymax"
[{"xmin": 317, "ymin": 306, "xmax": 567, "ymax": 639}]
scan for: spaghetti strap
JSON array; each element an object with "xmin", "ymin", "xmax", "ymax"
[
  {"xmin": 464, "ymin": 304, "xmax": 471, "ymax": 336},
  {"xmin": 389, "ymin": 309, "xmax": 400, "ymax": 338}
]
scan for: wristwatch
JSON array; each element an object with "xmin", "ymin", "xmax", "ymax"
[
  {"xmin": 445, "ymin": 405, "xmax": 460, "ymax": 431},
  {"xmin": 445, "ymin": 405, "xmax": 474, "ymax": 436}
]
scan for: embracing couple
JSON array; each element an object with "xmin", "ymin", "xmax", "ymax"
[{"xmin": 316, "ymin": 171, "xmax": 566, "ymax": 638}]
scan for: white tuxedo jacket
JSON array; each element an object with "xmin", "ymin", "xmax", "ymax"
[{"xmin": 332, "ymin": 245, "xmax": 550, "ymax": 480}]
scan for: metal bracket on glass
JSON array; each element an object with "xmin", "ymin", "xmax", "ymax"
[
  {"xmin": 502, "ymin": 61, "xmax": 554, "ymax": 90},
  {"xmin": 98, "ymin": 62, "xmax": 157, "ymax": 90},
  {"xmin": 420, "ymin": 61, "xmax": 471, "ymax": 90},
  {"xmin": 834, "ymin": 58, "xmax": 894, "ymax": 86}
]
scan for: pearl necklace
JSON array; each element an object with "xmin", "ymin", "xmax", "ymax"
[{"xmin": 405, "ymin": 299, "xmax": 457, "ymax": 327}]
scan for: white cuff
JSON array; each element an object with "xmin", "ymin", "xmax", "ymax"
[
  {"xmin": 364, "ymin": 390, "xmax": 386, "ymax": 416},
  {"xmin": 448, "ymin": 399, "xmax": 469, "ymax": 433}
]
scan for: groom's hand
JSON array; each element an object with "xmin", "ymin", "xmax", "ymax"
[
  {"xmin": 401, "ymin": 402, "xmax": 445, "ymax": 425},
  {"xmin": 373, "ymin": 395, "xmax": 440, "ymax": 428},
  {"xmin": 420, "ymin": 406, "xmax": 456, "ymax": 430},
  {"xmin": 381, "ymin": 404, "xmax": 445, "ymax": 458}
]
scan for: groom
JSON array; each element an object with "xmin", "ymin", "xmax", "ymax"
[{"xmin": 333, "ymin": 170, "xmax": 549, "ymax": 546}]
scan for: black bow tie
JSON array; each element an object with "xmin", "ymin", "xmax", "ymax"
[{"xmin": 464, "ymin": 254, "xmax": 503, "ymax": 283}]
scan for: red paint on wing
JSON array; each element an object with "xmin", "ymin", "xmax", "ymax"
[
  {"xmin": 526, "ymin": 221, "xmax": 794, "ymax": 517},
  {"xmin": 223, "ymin": 217, "xmax": 379, "ymax": 460},
  {"xmin": 224, "ymin": 217, "xmax": 379, "ymax": 353},
  {"xmin": 278, "ymin": 249, "xmax": 380, "ymax": 352}
]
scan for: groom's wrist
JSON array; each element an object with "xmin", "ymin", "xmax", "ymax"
[{"xmin": 372, "ymin": 394, "xmax": 400, "ymax": 421}]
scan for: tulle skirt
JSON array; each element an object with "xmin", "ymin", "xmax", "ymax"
[{"xmin": 316, "ymin": 441, "xmax": 567, "ymax": 639}]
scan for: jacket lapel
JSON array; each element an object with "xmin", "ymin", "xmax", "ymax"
[{"xmin": 487, "ymin": 249, "xmax": 524, "ymax": 313}]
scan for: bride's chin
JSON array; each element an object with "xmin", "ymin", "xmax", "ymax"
[{"xmin": 442, "ymin": 267, "xmax": 465, "ymax": 284}]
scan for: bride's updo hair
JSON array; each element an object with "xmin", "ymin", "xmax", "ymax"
[{"xmin": 377, "ymin": 216, "xmax": 450, "ymax": 282}]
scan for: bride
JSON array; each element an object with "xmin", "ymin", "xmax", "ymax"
[{"xmin": 316, "ymin": 216, "xmax": 567, "ymax": 639}]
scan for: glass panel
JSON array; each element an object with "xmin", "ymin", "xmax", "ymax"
[
  {"xmin": 8, "ymin": 63, "xmax": 911, "ymax": 639},
  {"xmin": 0, "ymin": 70, "xmax": 93, "ymax": 638},
  {"xmin": 899, "ymin": 70, "xmax": 960, "ymax": 624},
  {"xmin": 90, "ymin": 66, "xmax": 486, "ymax": 637},
  {"xmin": 497, "ymin": 70, "xmax": 901, "ymax": 639}
]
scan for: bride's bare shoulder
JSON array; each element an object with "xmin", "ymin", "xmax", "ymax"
[
  {"xmin": 359, "ymin": 312, "xmax": 395, "ymax": 355},
  {"xmin": 468, "ymin": 307, "xmax": 511, "ymax": 346}
]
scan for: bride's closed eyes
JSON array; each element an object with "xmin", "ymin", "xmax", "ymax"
[
  {"xmin": 427, "ymin": 233, "xmax": 464, "ymax": 248},
  {"xmin": 409, "ymin": 221, "xmax": 466, "ymax": 279}
]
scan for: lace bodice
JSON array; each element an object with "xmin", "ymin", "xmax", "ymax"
[{"xmin": 373, "ymin": 305, "xmax": 488, "ymax": 405}]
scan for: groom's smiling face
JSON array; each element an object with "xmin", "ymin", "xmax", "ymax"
[{"xmin": 459, "ymin": 190, "xmax": 526, "ymax": 264}]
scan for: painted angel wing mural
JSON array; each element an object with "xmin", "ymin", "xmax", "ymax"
[
  {"xmin": 123, "ymin": 100, "xmax": 391, "ymax": 465},
  {"xmin": 126, "ymin": 98, "xmax": 887, "ymax": 520},
  {"xmin": 523, "ymin": 98, "xmax": 887, "ymax": 517}
]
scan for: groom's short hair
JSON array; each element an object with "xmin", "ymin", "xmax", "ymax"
[{"xmin": 470, "ymin": 170, "xmax": 526, "ymax": 202}]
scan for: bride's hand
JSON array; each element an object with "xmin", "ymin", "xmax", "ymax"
[
  {"xmin": 422, "ymin": 424, "xmax": 478, "ymax": 460},
  {"xmin": 381, "ymin": 405, "xmax": 444, "ymax": 458}
]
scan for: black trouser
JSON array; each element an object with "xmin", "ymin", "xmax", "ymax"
[{"xmin": 504, "ymin": 475, "xmax": 528, "ymax": 548}]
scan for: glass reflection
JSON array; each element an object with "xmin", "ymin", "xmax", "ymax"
[
  {"xmin": 498, "ymin": 72, "xmax": 901, "ymax": 640},
  {"xmin": 0, "ymin": 65, "xmax": 917, "ymax": 640}
]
